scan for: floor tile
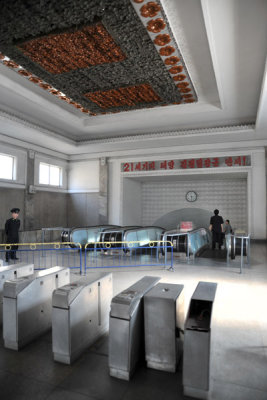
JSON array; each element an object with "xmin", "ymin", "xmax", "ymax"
[
  {"xmin": 46, "ymin": 388, "xmax": 97, "ymax": 400},
  {"xmin": 211, "ymin": 378, "xmax": 267, "ymax": 400},
  {"xmin": 0, "ymin": 370, "xmax": 54, "ymax": 400},
  {"xmin": 59, "ymin": 352, "xmax": 129, "ymax": 400}
]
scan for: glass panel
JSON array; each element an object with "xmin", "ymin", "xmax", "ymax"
[
  {"xmin": 49, "ymin": 165, "xmax": 60, "ymax": 186},
  {"xmin": 0, "ymin": 154, "xmax": 14, "ymax": 180},
  {"xmin": 39, "ymin": 163, "xmax": 49, "ymax": 184}
]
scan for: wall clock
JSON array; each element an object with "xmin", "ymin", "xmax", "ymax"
[{"xmin": 186, "ymin": 191, "xmax": 197, "ymax": 202}]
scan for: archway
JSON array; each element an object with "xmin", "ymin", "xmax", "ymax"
[{"xmin": 153, "ymin": 208, "xmax": 213, "ymax": 230}]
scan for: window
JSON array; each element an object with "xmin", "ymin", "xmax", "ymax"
[
  {"xmin": 0, "ymin": 154, "xmax": 15, "ymax": 180},
  {"xmin": 39, "ymin": 162, "xmax": 62, "ymax": 186}
]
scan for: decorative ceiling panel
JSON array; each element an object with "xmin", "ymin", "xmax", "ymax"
[
  {"xmin": 0, "ymin": 0, "xmax": 197, "ymax": 116},
  {"xmin": 17, "ymin": 23, "xmax": 126, "ymax": 74},
  {"xmin": 85, "ymin": 83, "xmax": 161, "ymax": 108}
]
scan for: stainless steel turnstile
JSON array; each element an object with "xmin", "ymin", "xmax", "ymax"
[
  {"xmin": 0, "ymin": 262, "xmax": 34, "ymax": 325},
  {"xmin": 183, "ymin": 281, "xmax": 217, "ymax": 400},
  {"xmin": 144, "ymin": 283, "xmax": 184, "ymax": 372},
  {"xmin": 109, "ymin": 276, "xmax": 160, "ymax": 380},
  {"xmin": 52, "ymin": 272, "xmax": 113, "ymax": 364},
  {"xmin": 3, "ymin": 266, "xmax": 70, "ymax": 350}
]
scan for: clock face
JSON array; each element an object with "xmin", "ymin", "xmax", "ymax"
[{"xmin": 186, "ymin": 191, "xmax": 197, "ymax": 202}]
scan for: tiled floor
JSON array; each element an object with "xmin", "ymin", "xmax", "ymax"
[{"xmin": 0, "ymin": 241, "xmax": 267, "ymax": 400}]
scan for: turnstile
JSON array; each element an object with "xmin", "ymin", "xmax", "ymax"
[
  {"xmin": 52, "ymin": 272, "xmax": 113, "ymax": 364},
  {"xmin": 109, "ymin": 276, "xmax": 160, "ymax": 380},
  {"xmin": 3, "ymin": 266, "xmax": 70, "ymax": 350},
  {"xmin": 0, "ymin": 262, "xmax": 34, "ymax": 325},
  {"xmin": 183, "ymin": 281, "xmax": 217, "ymax": 400},
  {"xmin": 144, "ymin": 283, "xmax": 184, "ymax": 372}
]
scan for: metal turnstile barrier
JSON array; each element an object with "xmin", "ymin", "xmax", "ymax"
[
  {"xmin": 52, "ymin": 272, "xmax": 113, "ymax": 364},
  {"xmin": 226, "ymin": 233, "xmax": 250, "ymax": 273},
  {"xmin": 144, "ymin": 283, "xmax": 184, "ymax": 372},
  {"xmin": 0, "ymin": 262, "xmax": 34, "ymax": 325},
  {"xmin": 109, "ymin": 276, "xmax": 160, "ymax": 380},
  {"xmin": 183, "ymin": 281, "xmax": 217, "ymax": 400},
  {"xmin": 3, "ymin": 266, "xmax": 70, "ymax": 350}
]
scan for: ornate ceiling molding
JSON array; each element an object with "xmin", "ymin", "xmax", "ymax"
[
  {"xmin": 0, "ymin": 107, "xmax": 255, "ymax": 148},
  {"xmin": 0, "ymin": 109, "xmax": 75, "ymax": 144},
  {"xmin": 77, "ymin": 124, "xmax": 255, "ymax": 144}
]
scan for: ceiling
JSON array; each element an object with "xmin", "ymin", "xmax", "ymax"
[{"xmin": 0, "ymin": 0, "xmax": 267, "ymax": 155}]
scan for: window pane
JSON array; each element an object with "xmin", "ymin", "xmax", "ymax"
[
  {"xmin": 0, "ymin": 154, "xmax": 13, "ymax": 180},
  {"xmin": 50, "ymin": 165, "xmax": 60, "ymax": 186},
  {"xmin": 39, "ymin": 163, "xmax": 49, "ymax": 184}
]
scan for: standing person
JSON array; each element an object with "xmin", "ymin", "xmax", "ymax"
[
  {"xmin": 224, "ymin": 219, "xmax": 232, "ymax": 234},
  {"xmin": 5, "ymin": 208, "xmax": 20, "ymax": 262},
  {"xmin": 209, "ymin": 209, "xmax": 224, "ymax": 250}
]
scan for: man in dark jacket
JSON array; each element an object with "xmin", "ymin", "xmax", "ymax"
[
  {"xmin": 209, "ymin": 209, "xmax": 224, "ymax": 250},
  {"xmin": 5, "ymin": 208, "xmax": 20, "ymax": 262}
]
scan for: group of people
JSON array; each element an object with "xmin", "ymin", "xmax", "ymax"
[{"xmin": 209, "ymin": 209, "xmax": 232, "ymax": 250}]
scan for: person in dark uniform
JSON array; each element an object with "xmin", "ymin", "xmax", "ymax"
[
  {"xmin": 5, "ymin": 208, "xmax": 20, "ymax": 262},
  {"xmin": 209, "ymin": 209, "xmax": 224, "ymax": 250}
]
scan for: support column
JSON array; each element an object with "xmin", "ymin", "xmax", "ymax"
[
  {"xmin": 98, "ymin": 157, "xmax": 108, "ymax": 224},
  {"xmin": 24, "ymin": 150, "xmax": 35, "ymax": 230}
]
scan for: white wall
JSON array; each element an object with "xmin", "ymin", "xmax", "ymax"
[
  {"xmin": 68, "ymin": 160, "xmax": 99, "ymax": 192},
  {"xmin": 108, "ymin": 148, "xmax": 267, "ymax": 239},
  {"xmin": 141, "ymin": 178, "xmax": 247, "ymax": 231},
  {"xmin": 122, "ymin": 178, "xmax": 142, "ymax": 226},
  {"xmin": 249, "ymin": 150, "xmax": 266, "ymax": 239}
]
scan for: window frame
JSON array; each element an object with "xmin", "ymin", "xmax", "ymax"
[
  {"xmin": 38, "ymin": 161, "xmax": 63, "ymax": 187},
  {"xmin": 0, "ymin": 152, "xmax": 16, "ymax": 181}
]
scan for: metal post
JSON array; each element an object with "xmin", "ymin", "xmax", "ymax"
[
  {"xmin": 247, "ymin": 237, "xmax": 250, "ymax": 265},
  {"xmin": 170, "ymin": 245, "xmax": 174, "ymax": 271},
  {"xmin": 240, "ymin": 237, "xmax": 244, "ymax": 274},
  {"xmin": 42, "ymin": 229, "xmax": 45, "ymax": 257},
  {"xmin": 80, "ymin": 247, "xmax": 83, "ymax": 275},
  {"xmin": 187, "ymin": 233, "xmax": 190, "ymax": 263},
  {"xmin": 226, "ymin": 235, "xmax": 230, "ymax": 265},
  {"xmin": 165, "ymin": 241, "xmax": 168, "ymax": 269}
]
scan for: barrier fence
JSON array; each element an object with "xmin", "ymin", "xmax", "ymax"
[
  {"xmin": 84, "ymin": 240, "xmax": 174, "ymax": 273},
  {"xmin": 0, "ymin": 242, "xmax": 82, "ymax": 274}
]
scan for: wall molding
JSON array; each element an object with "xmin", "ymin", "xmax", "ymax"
[{"xmin": 77, "ymin": 123, "xmax": 255, "ymax": 144}]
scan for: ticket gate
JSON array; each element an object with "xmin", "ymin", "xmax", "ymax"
[
  {"xmin": 183, "ymin": 281, "xmax": 217, "ymax": 399},
  {"xmin": 109, "ymin": 276, "xmax": 160, "ymax": 380},
  {"xmin": 0, "ymin": 262, "xmax": 34, "ymax": 325},
  {"xmin": 52, "ymin": 272, "xmax": 112, "ymax": 364},
  {"xmin": 3, "ymin": 266, "xmax": 70, "ymax": 350},
  {"xmin": 144, "ymin": 283, "xmax": 184, "ymax": 372}
]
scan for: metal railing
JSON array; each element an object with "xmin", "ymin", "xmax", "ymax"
[
  {"xmin": 226, "ymin": 233, "xmax": 250, "ymax": 273},
  {"xmin": 0, "ymin": 242, "xmax": 82, "ymax": 274},
  {"xmin": 84, "ymin": 240, "xmax": 174, "ymax": 272}
]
